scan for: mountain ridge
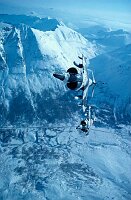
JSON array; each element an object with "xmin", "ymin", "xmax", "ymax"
[
  {"xmin": 0, "ymin": 14, "xmax": 61, "ymax": 31},
  {"xmin": 0, "ymin": 14, "xmax": 97, "ymax": 125},
  {"xmin": 90, "ymin": 43, "xmax": 131, "ymax": 124}
]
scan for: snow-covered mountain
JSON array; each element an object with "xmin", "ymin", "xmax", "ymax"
[
  {"xmin": 0, "ymin": 14, "xmax": 97, "ymax": 125},
  {"xmin": 0, "ymin": 14, "xmax": 60, "ymax": 31},
  {"xmin": 89, "ymin": 44, "xmax": 131, "ymax": 124},
  {"xmin": 0, "ymin": 14, "xmax": 131, "ymax": 200},
  {"xmin": 0, "ymin": 14, "xmax": 130, "ymax": 126},
  {"xmin": 79, "ymin": 26, "xmax": 131, "ymax": 53}
]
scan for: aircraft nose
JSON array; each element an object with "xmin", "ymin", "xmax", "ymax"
[{"xmin": 53, "ymin": 73, "xmax": 65, "ymax": 81}]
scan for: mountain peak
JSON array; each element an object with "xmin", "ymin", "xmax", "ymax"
[
  {"xmin": 0, "ymin": 14, "xmax": 97, "ymax": 124},
  {"xmin": 0, "ymin": 14, "xmax": 61, "ymax": 31}
]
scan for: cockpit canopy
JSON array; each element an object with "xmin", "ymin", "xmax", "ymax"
[
  {"xmin": 53, "ymin": 67, "xmax": 83, "ymax": 90},
  {"xmin": 66, "ymin": 67, "xmax": 83, "ymax": 90}
]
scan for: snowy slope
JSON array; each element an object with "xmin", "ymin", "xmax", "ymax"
[
  {"xmin": 89, "ymin": 44, "xmax": 131, "ymax": 124},
  {"xmin": 0, "ymin": 14, "xmax": 97, "ymax": 124}
]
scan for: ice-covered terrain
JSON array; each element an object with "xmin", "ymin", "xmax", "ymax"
[
  {"xmin": 0, "ymin": 14, "xmax": 131, "ymax": 200},
  {"xmin": 0, "ymin": 124, "xmax": 131, "ymax": 200}
]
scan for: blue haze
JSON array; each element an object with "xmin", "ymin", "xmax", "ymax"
[{"xmin": 0, "ymin": 0, "xmax": 131, "ymax": 29}]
